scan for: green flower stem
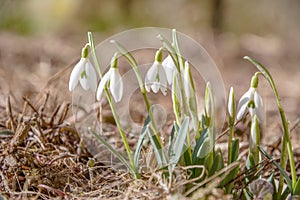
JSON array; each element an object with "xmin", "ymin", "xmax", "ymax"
[
  {"xmin": 88, "ymin": 32, "xmax": 103, "ymax": 78},
  {"xmin": 88, "ymin": 32, "xmax": 137, "ymax": 176},
  {"xmin": 103, "ymin": 86, "xmax": 136, "ymax": 174},
  {"xmin": 227, "ymin": 123, "xmax": 234, "ymax": 164},
  {"xmin": 110, "ymin": 40, "xmax": 162, "ymax": 147},
  {"xmin": 244, "ymin": 56, "xmax": 297, "ymax": 193}
]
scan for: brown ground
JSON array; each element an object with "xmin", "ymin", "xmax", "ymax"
[{"xmin": 0, "ymin": 31, "xmax": 299, "ymax": 199}]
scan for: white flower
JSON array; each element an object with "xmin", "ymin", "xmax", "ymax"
[
  {"xmin": 96, "ymin": 68, "xmax": 123, "ymax": 102},
  {"xmin": 250, "ymin": 115, "xmax": 260, "ymax": 148},
  {"xmin": 236, "ymin": 77, "xmax": 264, "ymax": 122},
  {"xmin": 69, "ymin": 57, "xmax": 97, "ymax": 92},
  {"xmin": 162, "ymin": 55, "xmax": 177, "ymax": 85},
  {"xmin": 145, "ymin": 61, "xmax": 168, "ymax": 95}
]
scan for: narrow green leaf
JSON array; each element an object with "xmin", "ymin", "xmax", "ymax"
[
  {"xmin": 204, "ymin": 150, "xmax": 214, "ymax": 175},
  {"xmin": 231, "ymin": 139, "xmax": 240, "ymax": 162},
  {"xmin": 209, "ymin": 148, "xmax": 224, "ymax": 176},
  {"xmin": 258, "ymin": 146, "xmax": 292, "ymax": 191},
  {"xmin": 281, "ymin": 186, "xmax": 290, "ymax": 200},
  {"xmin": 134, "ymin": 114, "xmax": 151, "ymax": 167},
  {"xmin": 89, "ymin": 128, "xmax": 136, "ymax": 176},
  {"xmin": 169, "ymin": 117, "xmax": 190, "ymax": 171},
  {"xmin": 243, "ymin": 189, "xmax": 253, "ymax": 200},
  {"xmin": 267, "ymin": 173, "xmax": 278, "ymax": 200},
  {"xmin": 293, "ymin": 178, "xmax": 300, "ymax": 195},
  {"xmin": 192, "ymin": 129, "xmax": 208, "ymax": 162},
  {"xmin": 147, "ymin": 126, "xmax": 168, "ymax": 167},
  {"xmin": 167, "ymin": 123, "xmax": 176, "ymax": 157},
  {"xmin": 172, "ymin": 29, "xmax": 184, "ymax": 70}
]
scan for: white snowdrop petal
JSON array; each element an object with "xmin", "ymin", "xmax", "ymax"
[
  {"xmin": 162, "ymin": 56, "xmax": 177, "ymax": 85},
  {"xmin": 85, "ymin": 61, "xmax": 98, "ymax": 92},
  {"xmin": 236, "ymin": 90, "xmax": 251, "ymax": 116},
  {"xmin": 151, "ymin": 82, "xmax": 160, "ymax": 93},
  {"xmin": 79, "ymin": 77, "xmax": 90, "ymax": 90},
  {"xmin": 236, "ymin": 102, "xmax": 248, "ymax": 121},
  {"xmin": 254, "ymin": 91, "xmax": 264, "ymax": 122},
  {"xmin": 110, "ymin": 69, "xmax": 123, "ymax": 102},
  {"xmin": 146, "ymin": 62, "xmax": 158, "ymax": 82},
  {"xmin": 254, "ymin": 91, "xmax": 264, "ymax": 108},
  {"xmin": 69, "ymin": 58, "xmax": 85, "ymax": 91},
  {"xmin": 96, "ymin": 69, "xmax": 111, "ymax": 101}
]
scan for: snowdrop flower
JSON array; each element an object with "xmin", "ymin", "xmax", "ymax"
[
  {"xmin": 236, "ymin": 75, "xmax": 264, "ymax": 122},
  {"xmin": 162, "ymin": 55, "xmax": 177, "ymax": 85},
  {"xmin": 145, "ymin": 48, "xmax": 168, "ymax": 95},
  {"xmin": 69, "ymin": 45, "xmax": 97, "ymax": 92},
  {"xmin": 96, "ymin": 53, "xmax": 123, "ymax": 102}
]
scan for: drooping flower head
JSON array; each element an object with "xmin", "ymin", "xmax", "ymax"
[
  {"xmin": 96, "ymin": 53, "xmax": 124, "ymax": 102},
  {"xmin": 162, "ymin": 55, "xmax": 178, "ymax": 85},
  {"xmin": 69, "ymin": 45, "xmax": 97, "ymax": 92},
  {"xmin": 145, "ymin": 48, "xmax": 168, "ymax": 95},
  {"xmin": 236, "ymin": 74, "xmax": 264, "ymax": 122}
]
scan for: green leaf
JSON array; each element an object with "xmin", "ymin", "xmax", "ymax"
[
  {"xmin": 172, "ymin": 29, "xmax": 184, "ymax": 71},
  {"xmin": 231, "ymin": 139, "xmax": 240, "ymax": 162},
  {"xmin": 203, "ymin": 149, "xmax": 214, "ymax": 173},
  {"xmin": 281, "ymin": 186, "xmax": 290, "ymax": 200},
  {"xmin": 147, "ymin": 126, "xmax": 168, "ymax": 167},
  {"xmin": 246, "ymin": 153, "xmax": 255, "ymax": 170},
  {"xmin": 209, "ymin": 148, "xmax": 224, "ymax": 176},
  {"xmin": 134, "ymin": 114, "xmax": 151, "ymax": 167},
  {"xmin": 89, "ymin": 128, "xmax": 137, "ymax": 177},
  {"xmin": 258, "ymin": 146, "xmax": 293, "ymax": 191},
  {"xmin": 197, "ymin": 135, "xmax": 212, "ymax": 159},
  {"xmin": 192, "ymin": 128, "xmax": 208, "ymax": 162},
  {"xmin": 167, "ymin": 123, "xmax": 176, "ymax": 157},
  {"xmin": 293, "ymin": 178, "xmax": 300, "ymax": 195},
  {"xmin": 266, "ymin": 173, "xmax": 278, "ymax": 200},
  {"xmin": 169, "ymin": 117, "xmax": 190, "ymax": 172}
]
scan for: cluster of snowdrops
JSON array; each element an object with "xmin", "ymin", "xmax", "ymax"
[{"xmin": 68, "ymin": 30, "xmax": 300, "ymax": 199}]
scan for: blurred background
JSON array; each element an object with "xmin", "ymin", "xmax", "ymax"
[{"xmin": 0, "ymin": 0, "xmax": 299, "ymax": 143}]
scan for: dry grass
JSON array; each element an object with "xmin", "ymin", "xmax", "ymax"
[{"xmin": 1, "ymin": 88, "xmax": 299, "ymax": 199}]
